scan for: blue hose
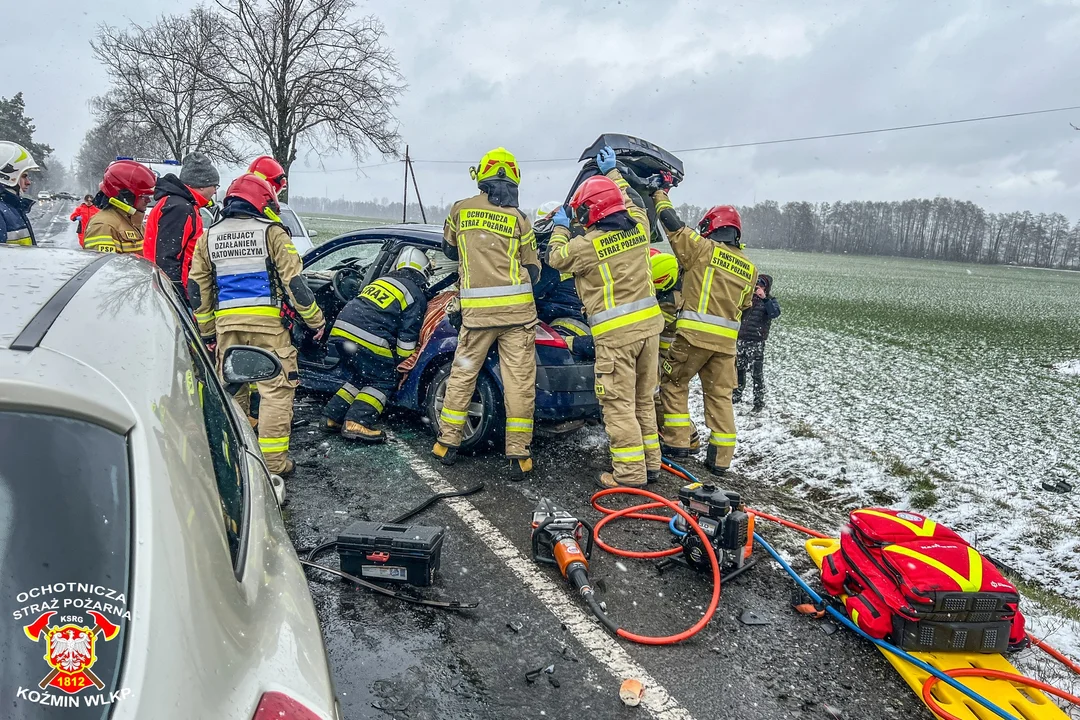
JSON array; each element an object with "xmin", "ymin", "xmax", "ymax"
[{"xmin": 660, "ymin": 457, "xmax": 1019, "ymax": 720}]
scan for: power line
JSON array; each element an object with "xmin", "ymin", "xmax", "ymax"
[
  {"xmin": 287, "ymin": 104, "xmax": 1080, "ymax": 172},
  {"xmin": 673, "ymin": 104, "xmax": 1080, "ymax": 153},
  {"xmin": 289, "ymin": 160, "xmax": 398, "ymax": 174},
  {"xmin": 407, "ymin": 104, "xmax": 1080, "ymax": 165}
]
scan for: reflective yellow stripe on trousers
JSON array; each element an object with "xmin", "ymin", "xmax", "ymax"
[
  {"xmin": 643, "ymin": 433, "xmax": 660, "ymax": 450},
  {"xmin": 506, "ymin": 417, "xmax": 533, "ymax": 433},
  {"xmin": 440, "ymin": 407, "xmax": 467, "ymax": 426},
  {"xmin": 664, "ymin": 413, "xmax": 691, "ymax": 427},
  {"xmin": 611, "ymin": 445, "xmax": 645, "ymax": 463},
  {"xmin": 259, "ymin": 436, "xmax": 289, "ymax": 453},
  {"xmin": 709, "ymin": 431, "xmax": 736, "ymax": 447}
]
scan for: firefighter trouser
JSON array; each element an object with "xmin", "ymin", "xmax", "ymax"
[
  {"xmin": 323, "ymin": 343, "xmax": 398, "ymax": 427},
  {"xmin": 437, "ymin": 324, "xmax": 536, "ymax": 458},
  {"xmin": 594, "ymin": 335, "xmax": 662, "ymax": 486},
  {"xmin": 735, "ymin": 340, "xmax": 766, "ymax": 402},
  {"xmin": 218, "ymin": 328, "xmax": 298, "ymax": 474},
  {"xmin": 659, "ymin": 336, "xmax": 737, "ymax": 468}
]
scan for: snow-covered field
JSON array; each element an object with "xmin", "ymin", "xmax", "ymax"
[{"xmin": 688, "ymin": 248, "xmax": 1080, "ymax": 685}]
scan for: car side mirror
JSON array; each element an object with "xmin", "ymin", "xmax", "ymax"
[
  {"xmin": 221, "ymin": 345, "xmax": 282, "ymax": 395},
  {"xmin": 309, "ymin": 229, "xmax": 319, "ymax": 238}
]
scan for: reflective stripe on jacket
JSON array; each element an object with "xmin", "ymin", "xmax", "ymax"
[
  {"xmin": 654, "ymin": 190, "xmax": 757, "ymax": 353},
  {"xmin": 0, "ymin": 188, "xmax": 36, "ymax": 246},
  {"xmin": 443, "ymin": 193, "xmax": 539, "ymax": 328},
  {"xmin": 83, "ymin": 205, "xmax": 143, "ymax": 254},
  {"xmin": 546, "ymin": 169, "xmax": 664, "ymax": 348},
  {"xmin": 189, "ymin": 215, "xmax": 323, "ymax": 338},
  {"xmin": 330, "ymin": 269, "xmax": 428, "ymax": 360}
]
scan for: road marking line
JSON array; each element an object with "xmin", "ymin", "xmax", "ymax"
[{"xmin": 389, "ymin": 436, "xmax": 695, "ymax": 720}]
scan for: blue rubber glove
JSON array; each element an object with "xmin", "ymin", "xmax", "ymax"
[
  {"xmin": 596, "ymin": 146, "xmax": 617, "ymax": 174},
  {"xmin": 552, "ymin": 205, "xmax": 571, "ymax": 229}
]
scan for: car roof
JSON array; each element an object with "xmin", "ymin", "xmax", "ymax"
[
  {"xmin": 0, "ymin": 248, "xmax": 184, "ymax": 434},
  {"xmin": 342, "ymin": 223, "xmax": 442, "ymax": 242}
]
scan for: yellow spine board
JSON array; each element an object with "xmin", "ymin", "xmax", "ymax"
[{"xmin": 805, "ymin": 538, "xmax": 1068, "ymax": 720}]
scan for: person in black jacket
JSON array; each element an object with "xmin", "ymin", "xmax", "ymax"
[
  {"xmin": 322, "ymin": 247, "xmax": 432, "ymax": 443},
  {"xmin": 734, "ymin": 274, "xmax": 780, "ymax": 411},
  {"xmin": 143, "ymin": 153, "xmax": 219, "ymax": 302}
]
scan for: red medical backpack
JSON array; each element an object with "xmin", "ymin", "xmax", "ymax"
[{"xmin": 820, "ymin": 508, "xmax": 1025, "ymax": 653}]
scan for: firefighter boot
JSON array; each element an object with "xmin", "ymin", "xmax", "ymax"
[
  {"xmin": 661, "ymin": 443, "xmax": 690, "ymax": 459},
  {"xmin": 596, "ymin": 471, "xmax": 646, "ymax": 489},
  {"xmin": 704, "ymin": 445, "xmax": 728, "ymax": 477},
  {"xmin": 509, "ymin": 456, "xmax": 533, "ymax": 480},
  {"xmin": 647, "ymin": 469, "xmax": 661, "ymax": 484},
  {"xmin": 432, "ymin": 441, "xmax": 458, "ymax": 466},
  {"xmin": 323, "ymin": 418, "xmax": 342, "ymax": 433},
  {"xmin": 342, "ymin": 421, "xmax": 386, "ymax": 444}
]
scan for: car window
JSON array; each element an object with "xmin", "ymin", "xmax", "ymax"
[
  {"xmin": 305, "ymin": 239, "xmax": 387, "ymax": 273},
  {"xmin": 427, "ymin": 248, "xmax": 457, "ymax": 284},
  {"xmin": 183, "ymin": 337, "xmax": 248, "ymax": 571},
  {"xmin": 278, "ymin": 207, "xmax": 306, "ymax": 238},
  {"xmin": 158, "ymin": 277, "xmax": 250, "ymax": 574},
  {"xmin": 0, "ymin": 412, "xmax": 132, "ymax": 715}
]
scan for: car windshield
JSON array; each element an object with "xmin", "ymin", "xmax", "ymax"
[
  {"xmin": 0, "ymin": 412, "xmax": 132, "ymax": 716},
  {"xmin": 304, "ymin": 240, "xmax": 385, "ymax": 274},
  {"xmin": 278, "ymin": 207, "xmax": 305, "ymax": 238}
]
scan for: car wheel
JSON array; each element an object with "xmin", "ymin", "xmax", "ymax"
[{"xmin": 426, "ymin": 362, "xmax": 504, "ymax": 452}]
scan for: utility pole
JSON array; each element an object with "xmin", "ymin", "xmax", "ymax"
[
  {"xmin": 408, "ymin": 155, "xmax": 428, "ymax": 224},
  {"xmin": 399, "ymin": 144, "xmax": 428, "ymax": 224},
  {"xmin": 402, "ymin": 145, "xmax": 409, "ymax": 223}
]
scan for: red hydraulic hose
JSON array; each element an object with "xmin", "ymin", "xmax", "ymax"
[
  {"xmin": 1027, "ymin": 633, "xmax": 1080, "ymax": 676},
  {"xmin": 744, "ymin": 507, "xmax": 830, "ymax": 539},
  {"xmin": 921, "ymin": 668, "xmax": 1080, "ymax": 720},
  {"xmin": 589, "ymin": 487, "xmax": 721, "ymax": 645}
]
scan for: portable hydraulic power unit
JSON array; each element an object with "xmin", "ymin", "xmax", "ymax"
[
  {"xmin": 337, "ymin": 521, "xmax": 444, "ymax": 587},
  {"xmin": 672, "ymin": 482, "xmax": 755, "ymax": 572}
]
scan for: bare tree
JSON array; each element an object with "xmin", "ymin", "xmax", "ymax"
[
  {"xmin": 75, "ymin": 100, "xmax": 172, "ymax": 191},
  {"xmin": 92, "ymin": 8, "xmax": 242, "ymax": 163},
  {"xmin": 210, "ymin": 0, "xmax": 404, "ymax": 196}
]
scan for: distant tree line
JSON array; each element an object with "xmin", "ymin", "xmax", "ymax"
[{"xmin": 667, "ymin": 198, "xmax": 1080, "ymax": 270}]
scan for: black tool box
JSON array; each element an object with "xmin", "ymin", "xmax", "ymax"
[{"xmin": 337, "ymin": 521, "xmax": 444, "ymax": 586}]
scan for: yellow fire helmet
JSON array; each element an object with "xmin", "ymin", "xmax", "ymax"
[
  {"xmin": 470, "ymin": 147, "xmax": 521, "ymax": 185},
  {"xmin": 649, "ymin": 248, "xmax": 679, "ymax": 292}
]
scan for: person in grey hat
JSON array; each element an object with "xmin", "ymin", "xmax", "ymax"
[{"xmin": 144, "ymin": 152, "xmax": 220, "ymax": 303}]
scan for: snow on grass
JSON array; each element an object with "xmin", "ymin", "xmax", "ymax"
[
  {"xmin": 1054, "ymin": 359, "xmax": 1080, "ymax": 377},
  {"xmin": 685, "ymin": 248, "xmax": 1080, "ymax": 676}
]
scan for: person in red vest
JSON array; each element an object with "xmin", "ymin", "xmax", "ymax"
[
  {"xmin": 143, "ymin": 152, "xmax": 219, "ymax": 303},
  {"xmin": 69, "ymin": 194, "xmax": 98, "ymax": 247}
]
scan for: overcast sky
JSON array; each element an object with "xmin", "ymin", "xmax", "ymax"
[{"xmin": 8, "ymin": 0, "xmax": 1080, "ymax": 215}]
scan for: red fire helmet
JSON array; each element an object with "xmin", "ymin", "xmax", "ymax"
[
  {"xmin": 248, "ymin": 155, "xmax": 287, "ymax": 194},
  {"xmin": 569, "ymin": 176, "xmax": 624, "ymax": 228},
  {"xmin": 226, "ymin": 174, "xmax": 280, "ymax": 217},
  {"xmin": 698, "ymin": 205, "xmax": 742, "ymax": 240},
  {"xmin": 100, "ymin": 160, "xmax": 156, "ymax": 200}
]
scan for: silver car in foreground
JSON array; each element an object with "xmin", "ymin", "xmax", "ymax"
[{"xmin": 0, "ymin": 248, "xmax": 339, "ymax": 719}]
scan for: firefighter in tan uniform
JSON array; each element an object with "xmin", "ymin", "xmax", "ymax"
[
  {"xmin": 432, "ymin": 148, "xmax": 540, "ymax": 477},
  {"xmin": 652, "ymin": 184, "xmax": 757, "ymax": 475},
  {"xmin": 548, "ymin": 147, "xmax": 665, "ymax": 488},
  {"xmin": 188, "ymin": 174, "xmax": 325, "ymax": 475},
  {"xmin": 83, "ymin": 160, "xmax": 156, "ymax": 254}
]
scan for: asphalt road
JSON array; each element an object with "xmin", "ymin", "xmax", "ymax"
[
  {"xmin": 26, "ymin": 201, "xmax": 928, "ymax": 719},
  {"xmin": 283, "ymin": 398, "xmax": 928, "ymax": 720}
]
